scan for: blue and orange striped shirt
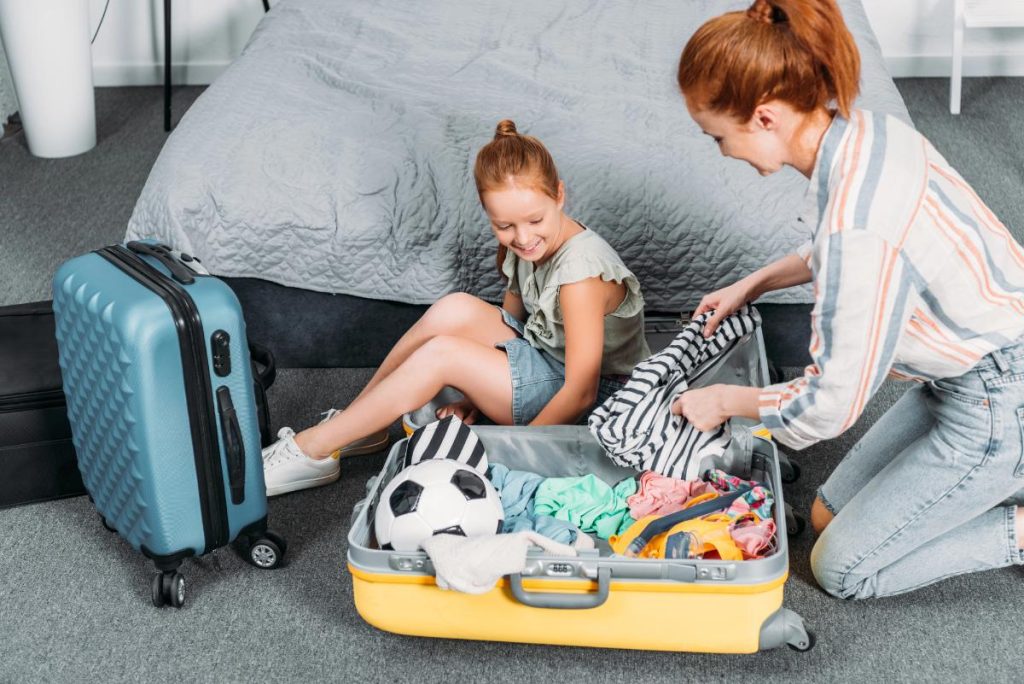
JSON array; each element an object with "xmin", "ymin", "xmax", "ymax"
[{"xmin": 759, "ymin": 110, "xmax": 1024, "ymax": 450}]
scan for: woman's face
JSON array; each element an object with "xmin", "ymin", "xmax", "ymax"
[
  {"xmin": 482, "ymin": 179, "xmax": 566, "ymax": 263},
  {"xmin": 686, "ymin": 97, "xmax": 790, "ymax": 176}
]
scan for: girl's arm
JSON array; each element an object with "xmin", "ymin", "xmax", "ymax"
[
  {"xmin": 529, "ymin": 278, "xmax": 614, "ymax": 426},
  {"xmin": 502, "ymin": 290, "xmax": 527, "ymax": 322}
]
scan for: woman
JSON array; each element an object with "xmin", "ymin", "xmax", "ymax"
[{"xmin": 674, "ymin": 0, "xmax": 1024, "ymax": 598}]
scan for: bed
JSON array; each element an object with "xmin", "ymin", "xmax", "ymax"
[{"xmin": 126, "ymin": 0, "xmax": 911, "ymax": 367}]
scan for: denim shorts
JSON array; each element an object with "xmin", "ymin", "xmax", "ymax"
[{"xmin": 496, "ymin": 308, "xmax": 627, "ymax": 426}]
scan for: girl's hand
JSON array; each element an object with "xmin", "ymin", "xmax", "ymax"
[
  {"xmin": 435, "ymin": 399, "xmax": 481, "ymax": 425},
  {"xmin": 693, "ymin": 280, "xmax": 752, "ymax": 337},
  {"xmin": 671, "ymin": 385, "xmax": 730, "ymax": 432}
]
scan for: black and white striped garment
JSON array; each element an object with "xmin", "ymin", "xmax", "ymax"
[
  {"xmin": 403, "ymin": 415, "xmax": 488, "ymax": 474},
  {"xmin": 588, "ymin": 306, "xmax": 761, "ymax": 480}
]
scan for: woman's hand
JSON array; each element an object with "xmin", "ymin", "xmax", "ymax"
[
  {"xmin": 436, "ymin": 398, "xmax": 481, "ymax": 425},
  {"xmin": 672, "ymin": 384, "xmax": 762, "ymax": 431},
  {"xmin": 693, "ymin": 280, "xmax": 753, "ymax": 338},
  {"xmin": 671, "ymin": 385, "xmax": 731, "ymax": 432}
]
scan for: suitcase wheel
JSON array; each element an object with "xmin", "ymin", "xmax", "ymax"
[
  {"xmin": 787, "ymin": 629, "xmax": 816, "ymax": 652},
  {"xmin": 785, "ymin": 505, "xmax": 806, "ymax": 537},
  {"xmin": 247, "ymin": 536, "xmax": 284, "ymax": 569},
  {"xmin": 99, "ymin": 515, "xmax": 117, "ymax": 533},
  {"xmin": 151, "ymin": 571, "xmax": 185, "ymax": 609}
]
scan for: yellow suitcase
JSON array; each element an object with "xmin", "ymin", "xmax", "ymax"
[
  {"xmin": 347, "ymin": 425, "xmax": 812, "ymax": 654},
  {"xmin": 352, "ymin": 310, "xmax": 811, "ymax": 653}
]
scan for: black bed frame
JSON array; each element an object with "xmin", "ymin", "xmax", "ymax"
[{"xmin": 223, "ymin": 278, "xmax": 812, "ymax": 370}]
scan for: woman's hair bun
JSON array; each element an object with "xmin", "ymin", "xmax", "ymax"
[{"xmin": 495, "ymin": 119, "xmax": 518, "ymax": 138}]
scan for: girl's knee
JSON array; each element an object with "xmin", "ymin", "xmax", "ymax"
[
  {"xmin": 423, "ymin": 293, "xmax": 486, "ymax": 331},
  {"xmin": 410, "ymin": 334, "xmax": 466, "ymax": 367}
]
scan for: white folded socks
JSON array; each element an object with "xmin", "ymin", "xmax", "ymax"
[{"xmin": 421, "ymin": 531, "xmax": 594, "ymax": 595}]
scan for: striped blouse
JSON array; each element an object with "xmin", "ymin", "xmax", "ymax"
[{"xmin": 759, "ymin": 110, "xmax": 1024, "ymax": 450}]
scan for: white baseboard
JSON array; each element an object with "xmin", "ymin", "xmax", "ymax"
[
  {"xmin": 92, "ymin": 55, "xmax": 1024, "ymax": 86},
  {"xmin": 92, "ymin": 62, "xmax": 230, "ymax": 87},
  {"xmin": 885, "ymin": 53, "xmax": 1024, "ymax": 77}
]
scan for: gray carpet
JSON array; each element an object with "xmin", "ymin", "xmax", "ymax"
[{"xmin": 2, "ymin": 80, "xmax": 1023, "ymax": 682}]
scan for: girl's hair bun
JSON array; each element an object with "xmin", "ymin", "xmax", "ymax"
[{"xmin": 495, "ymin": 119, "xmax": 518, "ymax": 138}]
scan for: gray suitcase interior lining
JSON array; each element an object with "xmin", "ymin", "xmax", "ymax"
[
  {"xmin": 351, "ymin": 322, "xmax": 787, "ymax": 586},
  {"xmin": 348, "ymin": 425, "xmax": 790, "ymax": 586}
]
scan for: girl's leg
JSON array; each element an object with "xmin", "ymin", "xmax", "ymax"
[
  {"xmin": 811, "ymin": 383, "xmax": 934, "ymax": 533},
  {"xmin": 353, "ymin": 293, "xmax": 515, "ymax": 402},
  {"xmin": 810, "ymin": 365, "xmax": 1024, "ymax": 599},
  {"xmin": 295, "ymin": 335, "xmax": 515, "ymax": 458}
]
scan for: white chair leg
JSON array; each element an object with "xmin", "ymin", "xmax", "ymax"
[{"xmin": 950, "ymin": 0, "xmax": 965, "ymax": 114}]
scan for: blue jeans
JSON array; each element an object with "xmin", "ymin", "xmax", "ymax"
[{"xmin": 813, "ymin": 340, "xmax": 1024, "ymax": 599}]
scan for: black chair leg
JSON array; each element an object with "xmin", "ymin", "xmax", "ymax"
[
  {"xmin": 164, "ymin": 0, "xmax": 171, "ymax": 131},
  {"xmin": 262, "ymin": 0, "xmax": 270, "ymax": 12}
]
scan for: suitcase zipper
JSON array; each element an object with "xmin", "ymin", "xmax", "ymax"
[{"xmin": 98, "ymin": 246, "xmax": 229, "ymax": 553}]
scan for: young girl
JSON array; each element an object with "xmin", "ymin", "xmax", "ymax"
[
  {"xmin": 673, "ymin": 0, "xmax": 1024, "ymax": 598},
  {"xmin": 261, "ymin": 120, "xmax": 651, "ymax": 496}
]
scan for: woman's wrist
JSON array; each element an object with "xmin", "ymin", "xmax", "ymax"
[
  {"xmin": 739, "ymin": 273, "xmax": 764, "ymax": 303},
  {"xmin": 719, "ymin": 384, "xmax": 762, "ymax": 421}
]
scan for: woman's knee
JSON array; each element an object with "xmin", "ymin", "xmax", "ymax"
[
  {"xmin": 810, "ymin": 532, "xmax": 854, "ymax": 599},
  {"xmin": 810, "ymin": 527, "xmax": 880, "ymax": 600}
]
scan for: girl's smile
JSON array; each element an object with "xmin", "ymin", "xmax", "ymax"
[{"xmin": 482, "ymin": 179, "xmax": 574, "ymax": 265}]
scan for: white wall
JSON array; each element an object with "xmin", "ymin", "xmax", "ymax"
[
  {"xmin": 81, "ymin": 0, "xmax": 1024, "ymax": 85},
  {"xmin": 87, "ymin": 0, "xmax": 266, "ymax": 86},
  {"xmin": 862, "ymin": 0, "xmax": 1024, "ymax": 76}
]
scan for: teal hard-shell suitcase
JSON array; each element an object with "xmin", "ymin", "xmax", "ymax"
[{"xmin": 52, "ymin": 241, "xmax": 285, "ymax": 608}]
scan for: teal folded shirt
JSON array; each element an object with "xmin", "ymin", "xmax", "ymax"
[{"xmin": 533, "ymin": 474, "xmax": 638, "ymax": 539}]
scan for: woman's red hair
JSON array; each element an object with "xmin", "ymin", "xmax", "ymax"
[{"xmin": 678, "ymin": 0, "xmax": 860, "ymax": 119}]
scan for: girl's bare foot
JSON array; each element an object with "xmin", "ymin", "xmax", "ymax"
[{"xmin": 435, "ymin": 398, "xmax": 481, "ymax": 424}]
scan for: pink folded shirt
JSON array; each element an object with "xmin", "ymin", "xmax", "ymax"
[{"xmin": 626, "ymin": 472, "xmax": 716, "ymax": 518}]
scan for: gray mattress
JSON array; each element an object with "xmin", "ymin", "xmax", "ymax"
[{"xmin": 127, "ymin": 0, "xmax": 910, "ymax": 310}]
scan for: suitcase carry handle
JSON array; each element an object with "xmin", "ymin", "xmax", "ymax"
[
  {"xmin": 126, "ymin": 241, "xmax": 195, "ymax": 285},
  {"xmin": 216, "ymin": 387, "xmax": 246, "ymax": 505},
  {"xmin": 509, "ymin": 566, "xmax": 611, "ymax": 609},
  {"xmin": 248, "ymin": 342, "xmax": 276, "ymax": 389}
]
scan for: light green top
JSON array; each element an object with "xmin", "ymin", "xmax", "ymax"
[{"xmin": 502, "ymin": 225, "xmax": 651, "ymax": 376}]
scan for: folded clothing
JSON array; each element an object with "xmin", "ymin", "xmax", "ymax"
[
  {"xmin": 627, "ymin": 472, "xmax": 716, "ymax": 518},
  {"xmin": 533, "ymin": 474, "xmax": 638, "ymax": 539}
]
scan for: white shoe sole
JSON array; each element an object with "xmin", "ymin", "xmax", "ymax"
[
  {"xmin": 332, "ymin": 431, "xmax": 391, "ymax": 458},
  {"xmin": 266, "ymin": 468, "xmax": 341, "ymax": 497}
]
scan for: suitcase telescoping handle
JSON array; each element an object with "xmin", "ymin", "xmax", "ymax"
[
  {"xmin": 215, "ymin": 387, "xmax": 246, "ymax": 505},
  {"xmin": 126, "ymin": 241, "xmax": 195, "ymax": 284},
  {"xmin": 509, "ymin": 566, "xmax": 612, "ymax": 609}
]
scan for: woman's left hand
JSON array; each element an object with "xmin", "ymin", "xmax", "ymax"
[{"xmin": 671, "ymin": 385, "xmax": 730, "ymax": 432}]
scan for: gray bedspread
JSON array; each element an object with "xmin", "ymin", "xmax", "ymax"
[{"xmin": 126, "ymin": 0, "xmax": 910, "ymax": 309}]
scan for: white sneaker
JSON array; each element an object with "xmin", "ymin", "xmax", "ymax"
[
  {"xmin": 319, "ymin": 408, "xmax": 391, "ymax": 458},
  {"xmin": 262, "ymin": 427, "xmax": 340, "ymax": 497}
]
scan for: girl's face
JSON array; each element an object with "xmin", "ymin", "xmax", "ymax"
[
  {"xmin": 685, "ymin": 97, "xmax": 791, "ymax": 176},
  {"xmin": 482, "ymin": 178, "xmax": 566, "ymax": 263}
]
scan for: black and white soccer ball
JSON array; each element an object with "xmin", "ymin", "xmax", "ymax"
[{"xmin": 374, "ymin": 459, "xmax": 504, "ymax": 551}]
